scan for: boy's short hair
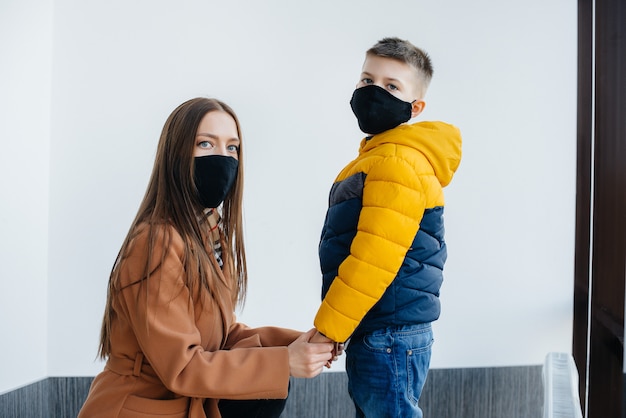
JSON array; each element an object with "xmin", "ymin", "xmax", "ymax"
[{"xmin": 366, "ymin": 37, "xmax": 433, "ymax": 98}]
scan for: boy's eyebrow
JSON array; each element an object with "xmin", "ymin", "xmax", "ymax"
[{"xmin": 361, "ymin": 71, "xmax": 404, "ymax": 85}]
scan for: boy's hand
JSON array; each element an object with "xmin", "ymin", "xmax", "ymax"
[{"xmin": 334, "ymin": 342, "xmax": 345, "ymax": 358}]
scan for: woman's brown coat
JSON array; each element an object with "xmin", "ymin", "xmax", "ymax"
[{"xmin": 78, "ymin": 224, "xmax": 300, "ymax": 418}]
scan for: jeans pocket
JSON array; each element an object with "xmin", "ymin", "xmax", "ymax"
[
  {"xmin": 405, "ymin": 329, "xmax": 433, "ymax": 405},
  {"xmin": 361, "ymin": 331, "xmax": 394, "ymax": 353}
]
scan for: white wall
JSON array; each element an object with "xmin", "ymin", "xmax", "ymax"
[
  {"xmin": 0, "ymin": 0, "xmax": 53, "ymax": 394},
  {"xmin": 1, "ymin": 0, "xmax": 577, "ymax": 389}
]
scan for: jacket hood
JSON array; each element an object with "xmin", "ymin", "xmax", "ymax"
[{"xmin": 359, "ymin": 121, "xmax": 462, "ymax": 187}]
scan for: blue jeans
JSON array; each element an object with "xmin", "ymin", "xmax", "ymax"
[{"xmin": 346, "ymin": 323, "xmax": 433, "ymax": 418}]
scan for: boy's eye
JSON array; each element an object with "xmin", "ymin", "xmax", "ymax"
[
  {"xmin": 387, "ymin": 84, "xmax": 398, "ymax": 91},
  {"xmin": 362, "ymin": 78, "xmax": 373, "ymax": 84}
]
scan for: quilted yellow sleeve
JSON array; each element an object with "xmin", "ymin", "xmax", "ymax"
[{"xmin": 314, "ymin": 155, "xmax": 425, "ymax": 342}]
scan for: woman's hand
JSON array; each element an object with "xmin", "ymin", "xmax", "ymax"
[
  {"xmin": 310, "ymin": 331, "xmax": 344, "ymax": 368},
  {"xmin": 287, "ymin": 328, "xmax": 334, "ymax": 378}
]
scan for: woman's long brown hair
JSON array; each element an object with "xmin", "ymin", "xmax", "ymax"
[{"xmin": 98, "ymin": 98, "xmax": 247, "ymax": 359}]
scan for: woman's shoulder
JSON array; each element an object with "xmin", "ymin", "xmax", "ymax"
[
  {"xmin": 117, "ymin": 222, "xmax": 187, "ymax": 288},
  {"xmin": 127, "ymin": 222, "xmax": 186, "ymax": 259}
]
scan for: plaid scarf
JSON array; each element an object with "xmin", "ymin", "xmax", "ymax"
[{"xmin": 204, "ymin": 208, "xmax": 224, "ymax": 269}]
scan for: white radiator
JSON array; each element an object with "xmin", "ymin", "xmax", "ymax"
[{"xmin": 543, "ymin": 352, "xmax": 584, "ymax": 418}]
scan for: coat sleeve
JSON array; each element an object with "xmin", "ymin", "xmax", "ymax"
[
  {"xmin": 116, "ymin": 226, "xmax": 291, "ymax": 400},
  {"xmin": 314, "ymin": 156, "xmax": 426, "ymax": 342},
  {"xmin": 224, "ymin": 321, "xmax": 302, "ymax": 349}
]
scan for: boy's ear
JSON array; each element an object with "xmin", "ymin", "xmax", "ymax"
[{"xmin": 411, "ymin": 100, "xmax": 426, "ymax": 118}]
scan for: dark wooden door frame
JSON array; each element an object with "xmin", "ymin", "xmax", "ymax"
[
  {"xmin": 573, "ymin": 0, "xmax": 626, "ymax": 417},
  {"xmin": 573, "ymin": 0, "xmax": 592, "ymax": 412}
]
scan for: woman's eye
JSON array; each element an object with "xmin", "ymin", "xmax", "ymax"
[
  {"xmin": 362, "ymin": 78, "xmax": 373, "ymax": 84},
  {"xmin": 227, "ymin": 144, "xmax": 240, "ymax": 153},
  {"xmin": 198, "ymin": 141, "xmax": 212, "ymax": 149}
]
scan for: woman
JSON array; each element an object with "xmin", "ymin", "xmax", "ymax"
[{"xmin": 78, "ymin": 98, "xmax": 334, "ymax": 418}]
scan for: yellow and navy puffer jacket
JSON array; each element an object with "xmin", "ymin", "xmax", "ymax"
[{"xmin": 314, "ymin": 121, "xmax": 462, "ymax": 343}]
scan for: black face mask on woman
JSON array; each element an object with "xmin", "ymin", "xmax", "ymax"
[
  {"xmin": 193, "ymin": 155, "xmax": 239, "ymax": 208},
  {"xmin": 350, "ymin": 85, "xmax": 413, "ymax": 135}
]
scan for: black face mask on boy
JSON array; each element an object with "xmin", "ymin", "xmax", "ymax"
[
  {"xmin": 193, "ymin": 155, "xmax": 239, "ymax": 208},
  {"xmin": 350, "ymin": 85, "xmax": 413, "ymax": 135}
]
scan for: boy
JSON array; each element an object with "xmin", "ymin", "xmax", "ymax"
[{"xmin": 312, "ymin": 37, "xmax": 462, "ymax": 417}]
